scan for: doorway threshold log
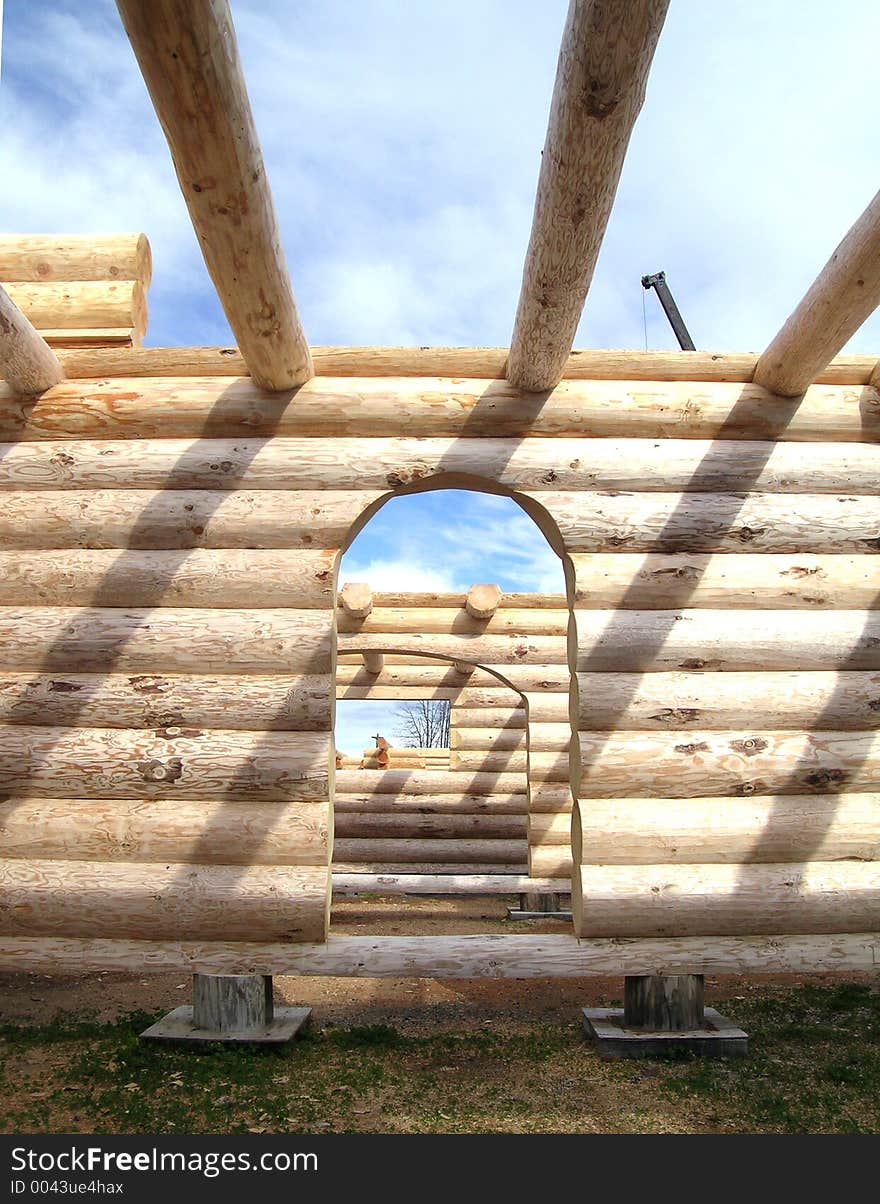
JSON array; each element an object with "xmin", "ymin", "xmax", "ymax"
[{"xmin": 1, "ymin": 932, "xmax": 878, "ymax": 977}]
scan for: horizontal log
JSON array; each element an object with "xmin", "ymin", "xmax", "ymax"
[
  {"xmin": 522, "ymin": 693, "xmax": 571, "ymax": 723},
  {"xmin": 333, "ymin": 839, "xmax": 526, "ymax": 865},
  {"xmin": 2, "ymin": 929, "xmax": 878, "ymax": 976},
  {"xmin": 1, "ymin": 436, "xmax": 877, "ymax": 493},
  {"xmin": 340, "ymin": 633, "xmax": 566, "ymax": 666},
  {"xmin": 0, "ymin": 672, "xmax": 331, "ymax": 730},
  {"xmin": 574, "ymin": 862, "xmax": 880, "ymax": 938},
  {"xmin": 527, "ymin": 750, "xmax": 573, "ymax": 784},
  {"xmin": 43, "ymin": 329, "xmax": 135, "ymax": 348},
  {"xmin": 46, "ymin": 344, "xmax": 880, "ymax": 384},
  {"xmin": 0, "ymin": 607, "xmax": 333, "ymax": 674},
  {"xmin": 333, "ymin": 793, "xmax": 529, "ymax": 815},
  {"xmin": 339, "ymin": 662, "xmax": 570, "ymax": 698},
  {"xmin": 334, "ymin": 769, "xmax": 525, "ymax": 797},
  {"xmin": 450, "ymin": 706, "xmax": 526, "ymax": 729},
  {"xmin": 0, "ymin": 798, "xmax": 328, "ymax": 864},
  {"xmin": 570, "ymin": 793, "xmax": 880, "ymax": 864},
  {"xmin": 2, "ymin": 376, "xmax": 877, "ymax": 442},
  {"xmin": 576, "ymin": 670, "xmax": 880, "ymax": 731},
  {"xmin": 335, "ymin": 665, "xmax": 505, "ymax": 693},
  {"xmin": 577, "ymin": 729, "xmax": 880, "ymax": 799},
  {"xmin": 572, "ymin": 552, "xmax": 880, "ymax": 610},
  {"xmin": 527, "ymin": 722, "xmax": 574, "ymax": 752},
  {"xmin": 334, "ymin": 813, "xmax": 526, "ymax": 839},
  {"xmin": 450, "ymin": 728, "xmax": 526, "ymax": 752},
  {"xmin": 0, "ymin": 726, "xmax": 330, "ymax": 800},
  {"xmin": 545, "ymin": 490, "xmax": 880, "ymax": 554},
  {"xmin": 339, "ymin": 591, "xmax": 565, "ymax": 611},
  {"xmin": 332, "ymin": 862, "xmax": 528, "ymax": 875},
  {"xmin": 338, "ymin": 606, "xmax": 568, "ymax": 636},
  {"xmin": 526, "ymin": 846, "xmax": 574, "ymax": 878},
  {"xmin": 332, "ymin": 873, "xmax": 563, "ymax": 895},
  {"xmin": 572, "ymin": 610, "xmax": 880, "ymax": 673},
  {"xmin": 0, "ymin": 858, "xmax": 328, "ymax": 941},
  {"xmin": 451, "ymin": 750, "xmax": 529, "ymax": 774},
  {"xmin": 0, "ymin": 489, "xmax": 378, "ymax": 550},
  {"xmin": 0, "ymin": 234, "xmax": 152, "ymax": 284},
  {"xmin": 3, "ymin": 281, "xmax": 146, "ymax": 338},
  {"xmin": 528, "ymin": 782, "xmax": 576, "ymax": 814},
  {"xmin": 0, "ymin": 549, "xmax": 336, "ymax": 608}
]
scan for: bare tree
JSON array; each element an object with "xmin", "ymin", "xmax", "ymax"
[{"xmin": 393, "ymin": 699, "xmax": 451, "ymax": 748}]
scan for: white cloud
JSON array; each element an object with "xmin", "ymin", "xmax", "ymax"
[
  {"xmin": 339, "ymin": 558, "xmax": 458, "ymax": 593},
  {"xmin": 335, "ymin": 700, "xmax": 401, "ymax": 757}
]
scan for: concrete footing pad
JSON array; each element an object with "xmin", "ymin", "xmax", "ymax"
[
  {"xmin": 140, "ymin": 1005, "xmax": 312, "ymax": 1046},
  {"xmin": 582, "ymin": 1007, "xmax": 748, "ymax": 1059}
]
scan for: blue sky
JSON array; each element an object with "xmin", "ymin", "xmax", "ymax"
[{"xmin": 2, "ymin": 1, "xmax": 879, "ymax": 750}]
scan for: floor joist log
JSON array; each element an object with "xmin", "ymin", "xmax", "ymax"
[
  {"xmin": 507, "ymin": 0, "xmax": 670, "ymax": 391},
  {"xmin": 116, "ymin": 0, "xmax": 312, "ymax": 390},
  {"xmin": 0, "ymin": 285, "xmax": 64, "ymax": 395},
  {"xmin": 755, "ymin": 188, "xmax": 880, "ymax": 396},
  {"xmin": 2, "ymin": 931, "xmax": 877, "ymax": 977}
]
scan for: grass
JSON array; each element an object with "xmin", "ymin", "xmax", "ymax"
[{"xmin": 1, "ymin": 983, "xmax": 879, "ymax": 1134}]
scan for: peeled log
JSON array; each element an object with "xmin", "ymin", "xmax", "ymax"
[
  {"xmin": 0, "ymin": 548, "xmax": 337, "ymax": 608},
  {"xmin": 334, "ymin": 792, "xmax": 529, "ymax": 815},
  {"xmin": 451, "ymin": 750, "xmax": 528, "ymax": 774},
  {"xmin": 571, "ymin": 552, "xmax": 880, "ymax": 610},
  {"xmin": 1, "ymin": 436, "xmax": 877, "ymax": 493},
  {"xmin": 572, "ymin": 609, "xmax": 880, "ymax": 673},
  {"xmin": 340, "ymin": 632, "xmax": 567, "ymax": 666},
  {"xmin": 0, "ymin": 672, "xmax": 331, "ymax": 731},
  {"xmin": 577, "ymin": 729, "xmax": 880, "ymax": 799},
  {"xmin": 333, "ymin": 839, "xmax": 525, "ymax": 865},
  {"xmin": 576, "ymin": 670, "xmax": 880, "ymax": 731},
  {"xmin": 116, "ymin": 0, "xmax": 312, "ymax": 389},
  {"xmin": 0, "ymin": 607, "xmax": 333, "ymax": 675},
  {"xmin": 0, "ymin": 726, "xmax": 330, "ymax": 801},
  {"xmin": 0, "ymin": 798, "xmax": 329, "ymax": 864},
  {"xmin": 340, "ymin": 582, "xmax": 373, "ymax": 619},
  {"xmin": 527, "ymin": 845, "xmax": 574, "ymax": 878},
  {"xmin": 545, "ymin": 490, "xmax": 880, "ymax": 555},
  {"xmin": 465, "ymin": 584, "xmax": 502, "ymax": 619},
  {"xmin": 450, "ymin": 706, "xmax": 526, "ymax": 729},
  {"xmin": 573, "ymin": 861, "xmax": 880, "ymax": 938},
  {"xmin": 337, "ymin": 607, "xmax": 569, "ymax": 637},
  {"xmin": 0, "ymin": 489, "xmax": 378, "ymax": 550},
  {"xmin": 334, "ymin": 813, "xmax": 526, "ymax": 839},
  {"xmin": 0, "ymin": 858, "xmax": 328, "ymax": 941},
  {"xmin": 334, "ymin": 769, "xmax": 525, "ymax": 798},
  {"xmin": 4, "ymin": 375, "xmax": 879, "ymax": 442},
  {"xmin": 450, "ymin": 728, "xmax": 526, "ymax": 752},
  {"xmin": 570, "ymin": 793, "xmax": 880, "ymax": 864},
  {"xmin": 3, "ymin": 281, "xmax": 147, "ymax": 339},
  {"xmin": 0, "ymin": 285, "xmax": 64, "ymax": 395},
  {"xmin": 0, "ymin": 234, "xmax": 152, "ymax": 284},
  {"xmin": 507, "ymin": 0, "xmax": 670, "ymax": 390}
]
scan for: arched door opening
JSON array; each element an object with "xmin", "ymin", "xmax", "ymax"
[{"xmin": 331, "ymin": 485, "xmax": 574, "ymax": 938}]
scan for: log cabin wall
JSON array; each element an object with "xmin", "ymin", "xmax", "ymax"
[{"xmin": 0, "ymin": 351, "xmax": 879, "ymax": 963}]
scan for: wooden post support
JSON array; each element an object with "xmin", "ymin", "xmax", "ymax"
[
  {"xmin": 465, "ymin": 583, "xmax": 502, "ymax": 619},
  {"xmin": 0, "ymin": 284, "xmax": 64, "ymax": 394},
  {"xmin": 362, "ymin": 651, "xmax": 384, "ymax": 675},
  {"xmin": 140, "ymin": 973, "xmax": 311, "ymax": 1045},
  {"xmin": 341, "ymin": 582, "xmax": 374, "ymax": 619},
  {"xmin": 583, "ymin": 973, "xmax": 748, "ymax": 1058},
  {"xmin": 453, "ymin": 661, "xmax": 475, "ymax": 676},
  {"xmin": 623, "ymin": 974, "xmax": 704, "ymax": 1031}
]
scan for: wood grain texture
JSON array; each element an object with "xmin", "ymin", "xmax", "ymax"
[
  {"xmin": 570, "ymin": 793, "xmax": 880, "ymax": 863},
  {"xmin": 334, "ymin": 769, "xmax": 525, "ymax": 798},
  {"xmin": 0, "ymin": 490, "xmax": 378, "ymax": 550},
  {"xmin": 0, "ymin": 549, "xmax": 336, "ymax": 607},
  {"xmin": 0, "ymin": 725, "xmax": 330, "ymax": 801},
  {"xmin": 576, "ymin": 670, "xmax": 880, "ymax": 731},
  {"xmin": 0, "ymin": 234, "xmax": 152, "ymax": 285},
  {"xmin": 572, "ymin": 609, "xmax": 880, "ymax": 672},
  {"xmin": 571, "ymin": 552, "xmax": 880, "ymax": 609},
  {"xmin": 0, "ymin": 798, "xmax": 329, "ymax": 864},
  {"xmin": 4, "ymin": 377, "xmax": 876, "ymax": 442},
  {"xmin": 574, "ymin": 862, "xmax": 880, "ymax": 938},
  {"xmin": 116, "ymin": 0, "xmax": 312, "ymax": 389},
  {"xmin": 576, "ymin": 729, "xmax": 880, "ymax": 799},
  {"xmin": 507, "ymin": 0, "xmax": 670, "ymax": 389},
  {"xmin": 0, "ymin": 607, "xmax": 333, "ymax": 674},
  {"xmin": 3, "ymin": 281, "xmax": 146, "ymax": 338},
  {"xmin": 0, "ymin": 672, "xmax": 331, "ymax": 730},
  {"xmin": 0, "ymin": 285, "xmax": 64, "ymax": 395},
  {"xmin": 0, "ymin": 858, "xmax": 328, "ymax": 941},
  {"xmin": 755, "ymin": 188, "xmax": 880, "ymax": 396},
  {"xmin": 339, "ymin": 632, "xmax": 567, "ymax": 667},
  {"xmin": 546, "ymin": 490, "xmax": 880, "ymax": 553},
  {"xmin": 1, "ymin": 436, "xmax": 876, "ymax": 492},
  {"xmin": 334, "ymin": 814, "xmax": 526, "ymax": 839},
  {"xmin": 337, "ymin": 607, "xmax": 568, "ymax": 636},
  {"xmin": 333, "ymin": 839, "xmax": 525, "ymax": 865},
  {"xmin": 334, "ymin": 793, "xmax": 529, "ymax": 815}
]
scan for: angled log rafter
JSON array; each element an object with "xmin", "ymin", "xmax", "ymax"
[
  {"xmin": 0, "ymin": 284, "xmax": 64, "ymax": 394},
  {"xmin": 506, "ymin": 0, "xmax": 669, "ymax": 392},
  {"xmin": 755, "ymin": 189, "xmax": 880, "ymax": 397},
  {"xmin": 116, "ymin": 0, "xmax": 313, "ymax": 391}
]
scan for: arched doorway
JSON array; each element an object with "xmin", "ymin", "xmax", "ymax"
[{"xmin": 331, "ymin": 485, "xmax": 575, "ymax": 936}]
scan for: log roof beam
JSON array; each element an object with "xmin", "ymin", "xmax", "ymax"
[
  {"xmin": 116, "ymin": 0, "xmax": 313, "ymax": 391},
  {"xmin": 0, "ymin": 284, "xmax": 64, "ymax": 395},
  {"xmin": 506, "ymin": 0, "xmax": 669, "ymax": 392},
  {"xmin": 754, "ymin": 189, "xmax": 880, "ymax": 397}
]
